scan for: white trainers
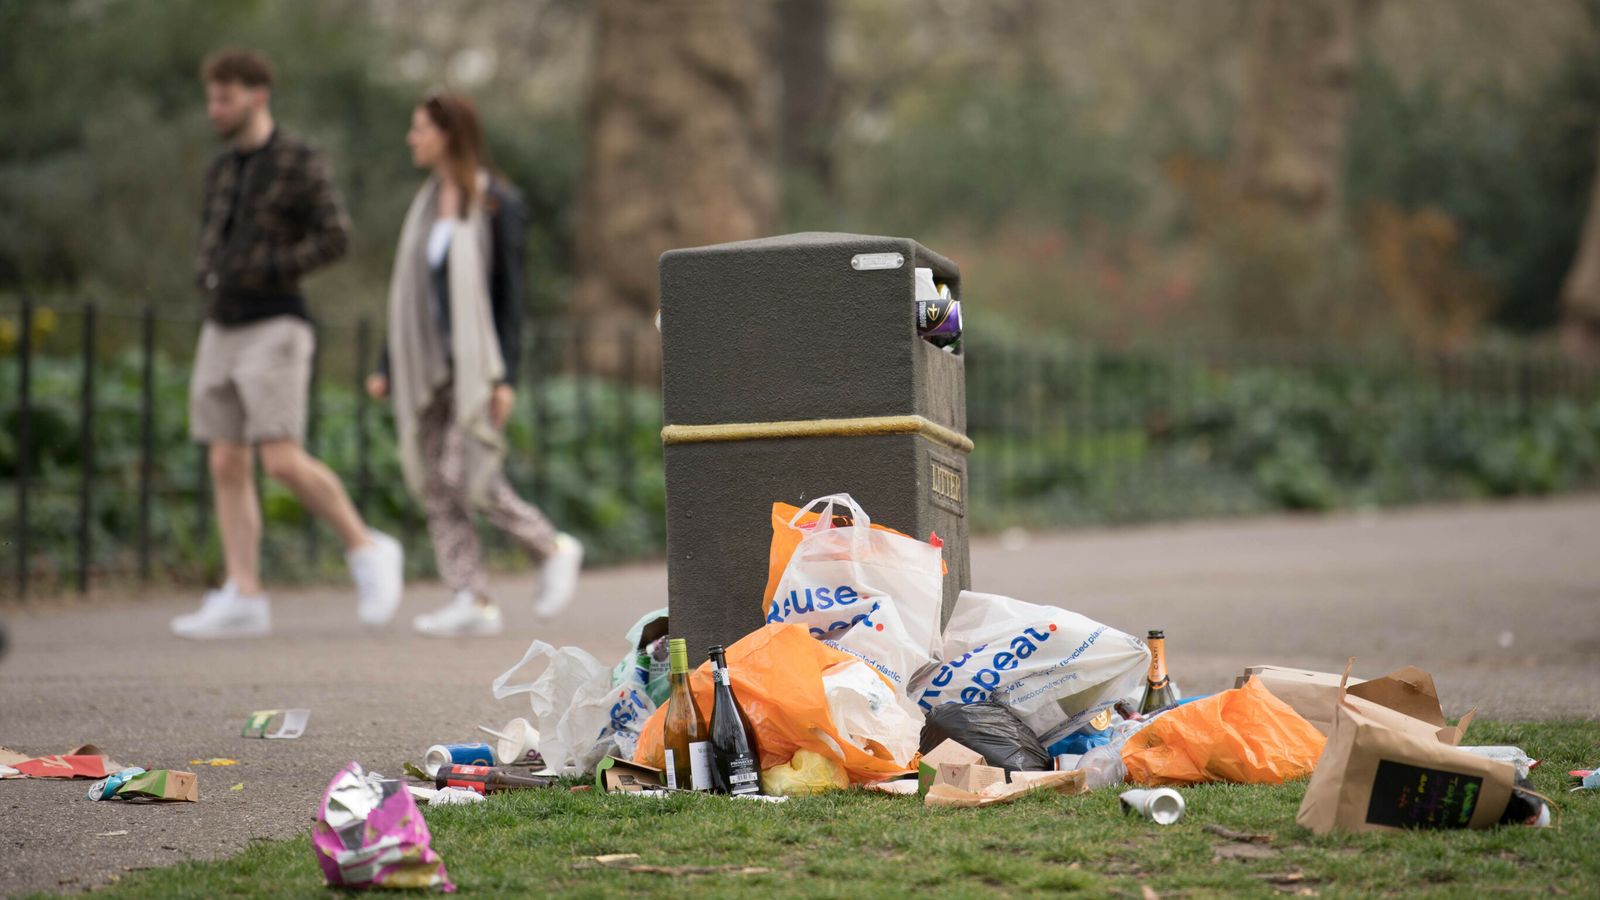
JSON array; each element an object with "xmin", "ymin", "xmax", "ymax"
[
  {"xmin": 349, "ymin": 530, "xmax": 405, "ymax": 627},
  {"xmin": 533, "ymin": 533, "xmax": 583, "ymax": 619},
  {"xmin": 171, "ymin": 583, "xmax": 271, "ymax": 639},
  {"xmin": 413, "ymin": 591, "xmax": 504, "ymax": 637}
]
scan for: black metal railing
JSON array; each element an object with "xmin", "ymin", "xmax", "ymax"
[{"xmin": 0, "ymin": 297, "xmax": 665, "ymax": 599}]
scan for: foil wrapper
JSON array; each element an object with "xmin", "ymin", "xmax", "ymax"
[{"xmin": 312, "ymin": 761, "xmax": 454, "ymax": 892}]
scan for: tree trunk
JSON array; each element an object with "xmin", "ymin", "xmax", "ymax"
[
  {"xmin": 573, "ymin": 0, "xmax": 779, "ymax": 379},
  {"xmin": 1560, "ymin": 133, "xmax": 1600, "ymax": 359},
  {"xmin": 1232, "ymin": 0, "xmax": 1373, "ymax": 222},
  {"xmin": 775, "ymin": 0, "xmax": 836, "ymax": 188}
]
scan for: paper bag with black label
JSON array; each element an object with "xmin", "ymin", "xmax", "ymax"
[{"xmin": 1297, "ymin": 667, "xmax": 1513, "ymax": 834}]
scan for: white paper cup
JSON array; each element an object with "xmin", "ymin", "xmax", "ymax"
[
  {"xmin": 478, "ymin": 717, "xmax": 540, "ymax": 766},
  {"xmin": 1119, "ymin": 788, "xmax": 1185, "ymax": 825}
]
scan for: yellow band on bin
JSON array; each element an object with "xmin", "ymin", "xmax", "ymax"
[{"xmin": 661, "ymin": 415, "xmax": 974, "ymax": 455}]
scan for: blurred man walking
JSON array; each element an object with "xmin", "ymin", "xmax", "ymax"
[{"xmin": 171, "ymin": 49, "xmax": 403, "ymax": 639}]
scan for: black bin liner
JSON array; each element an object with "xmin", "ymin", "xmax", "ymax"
[{"xmin": 919, "ymin": 700, "xmax": 1051, "ymax": 772}]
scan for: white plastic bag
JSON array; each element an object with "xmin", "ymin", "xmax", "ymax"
[
  {"xmin": 766, "ymin": 494, "xmax": 944, "ymax": 700},
  {"xmin": 909, "ymin": 590, "xmax": 1150, "ymax": 748},
  {"xmin": 821, "ymin": 660, "xmax": 924, "ymax": 767},
  {"xmin": 491, "ymin": 640, "xmax": 656, "ymax": 775}
]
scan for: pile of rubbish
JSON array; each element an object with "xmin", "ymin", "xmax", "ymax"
[
  {"xmin": 31, "ymin": 488, "xmax": 1547, "ymax": 891},
  {"xmin": 402, "ymin": 492, "xmax": 1566, "ymax": 840},
  {"xmin": 7, "ymin": 489, "xmax": 1585, "ymax": 894}
]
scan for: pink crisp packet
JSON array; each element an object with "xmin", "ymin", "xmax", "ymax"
[{"xmin": 313, "ymin": 762, "xmax": 455, "ymax": 892}]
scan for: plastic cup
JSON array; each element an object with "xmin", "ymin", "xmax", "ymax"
[
  {"xmin": 478, "ymin": 717, "xmax": 540, "ymax": 766},
  {"xmin": 1119, "ymin": 788, "xmax": 1185, "ymax": 825}
]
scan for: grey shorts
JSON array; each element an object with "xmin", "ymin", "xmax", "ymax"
[{"xmin": 188, "ymin": 316, "xmax": 315, "ymax": 446}]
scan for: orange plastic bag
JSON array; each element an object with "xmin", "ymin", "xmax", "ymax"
[
  {"xmin": 761, "ymin": 498, "xmax": 944, "ymax": 607},
  {"xmin": 633, "ymin": 624, "xmax": 916, "ymax": 784},
  {"xmin": 1121, "ymin": 676, "xmax": 1326, "ymax": 786}
]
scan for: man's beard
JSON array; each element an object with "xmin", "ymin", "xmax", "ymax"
[{"xmin": 213, "ymin": 116, "xmax": 247, "ymax": 141}]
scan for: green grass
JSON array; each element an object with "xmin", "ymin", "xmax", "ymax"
[{"xmin": 75, "ymin": 721, "xmax": 1600, "ymax": 898}]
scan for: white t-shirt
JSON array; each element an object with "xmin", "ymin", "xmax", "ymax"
[{"xmin": 426, "ymin": 218, "xmax": 455, "ymax": 269}]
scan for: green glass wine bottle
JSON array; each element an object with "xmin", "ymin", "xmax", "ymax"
[{"xmin": 661, "ymin": 638, "xmax": 710, "ymax": 791}]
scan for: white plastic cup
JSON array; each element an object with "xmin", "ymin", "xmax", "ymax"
[
  {"xmin": 478, "ymin": 717, "xmax": 540, "ymax": 766},
  {"xmin": 1119, "ymin": 788, "xmax": 1185, "ymax": 825}
]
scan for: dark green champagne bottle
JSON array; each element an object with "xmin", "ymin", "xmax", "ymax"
[
  {"xmin": 706, "ymin": 645, "xmax": 760, "ymax": 796},
  {"xmin": 1139, "ymin": 629, "xmax": 1178, "ymax": 715}
]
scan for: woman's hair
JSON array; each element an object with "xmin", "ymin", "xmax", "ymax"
[{"xmin": 420, "ymin": 92, "xmax": 493, "ymax": 217}]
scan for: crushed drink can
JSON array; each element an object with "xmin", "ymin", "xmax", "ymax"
[
  {"xmin": 424, "ymin": 742, "xmax": 494, "ymax": 777},
  {"xmin": 917, "ymin": 296, "xmax": 962, "ymax": 346}
]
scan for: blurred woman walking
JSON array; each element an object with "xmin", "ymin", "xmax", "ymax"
[{"xmin": 368, "ymin": 92, "xmax": 582, "ymax": 636}]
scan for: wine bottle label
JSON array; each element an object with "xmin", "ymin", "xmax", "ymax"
[
  {"xmin": 664, "ymin": 749, "xmax": 678, "ymax": 790},
  {"xmin": 713, "ymin": 665, "xmax": 729, "ymax": 686},
  {"xmin": 728, "ymin": 757, "xmax": 760, "ymax": 795},
  {"xmin": 689, "ymin": 741, "xmax": 712, "ymax": 791}
]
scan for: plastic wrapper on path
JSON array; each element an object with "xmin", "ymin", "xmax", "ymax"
[{"xmin": 313, "ymin": 762, "xmax": 454, "ymax": 892}]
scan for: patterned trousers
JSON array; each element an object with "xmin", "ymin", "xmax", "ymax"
[{"xmin": 418, "ymin": 386, "xmax": 558, "ymax": 596}]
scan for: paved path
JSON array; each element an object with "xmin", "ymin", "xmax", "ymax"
[{"xmin": 2, "ymin": 496, "xmax": 1598, "ymax": 895}]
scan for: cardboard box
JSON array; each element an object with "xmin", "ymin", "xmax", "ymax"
[
  {"xmin": 1241, "ymin": 663, "xmax": 1474, "ymax": 743},
  {"xmin": 924, "ymin": 769, "xmax": 1087, "ymax": 809},
  {"xmin": 936, "ymin": 761, "xmax": 1005, "ymax": 794},
  {"xmin": 1297, "ymin": 672, "xmax": 1513, "ymax": 834},
  {"xmin": 595, "ymin": 757, "xmax": 666, "ymax": 793},
  {"xmin": 917, "ymin": 739, "xmax": 1086, "ymax": 808},
  {"xmin": 917, "ymin": 740, "xmax": 985, "ymax": 797}
]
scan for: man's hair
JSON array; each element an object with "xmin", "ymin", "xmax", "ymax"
[{"xmin": 200, "ymin": 49, "xmax": 275, "ymax": 89}]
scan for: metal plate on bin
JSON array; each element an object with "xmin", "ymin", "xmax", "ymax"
[
  {"xmin": 930, "ymin": 454, "xmax": 965, "ymax": 516},
  {"xmin": 851, "ymin": 252, "xmax": 905, "ymax": 271}
]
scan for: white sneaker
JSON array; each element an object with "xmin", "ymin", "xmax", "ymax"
[
  {"xmin": 171, "ymin": 583, "xmax": 271, "ymax": 639},
  {"xmin": 533, "ymin": 533, "xmax": 583, "ymax": 619},
  {"xmin": 413, "ymin": 591, "xmax": 504, "ymax": 637},
  {"xmin": 349, "ymin": 530, "xmax": 405, "ymax": 627}
]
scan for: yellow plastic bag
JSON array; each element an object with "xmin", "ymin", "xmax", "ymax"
[
  {"xmin": 634, "ymin": 624, "xmax": 915, "ymax": 785},
  {"xmin": 760, "ymin": 750, "xmax": 849, "ymax": 797},
  {"xmin": 1122, "ymin": 676, "xmax": 1326, "ymax": 786}
]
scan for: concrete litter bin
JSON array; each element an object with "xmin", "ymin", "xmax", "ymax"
[{"xmin": 659, "ymin": 232, "xmax": 972, "ymax": 663}]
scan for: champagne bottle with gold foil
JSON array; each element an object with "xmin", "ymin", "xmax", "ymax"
[
  {"xmin": 661, "ymin": 638, "xmax": 711, "ymax": 791},
  {"xmin": 1139, "ymin": 629, "xmax": 1178, "ymax": 715}
]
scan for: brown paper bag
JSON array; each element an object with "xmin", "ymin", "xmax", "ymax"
[
  {"xmin": 1242, "ymin": 663, "xmax": 1474, "ymax": 742},
  {"xmin": 1297, "ymin": 668, "xmax": 1512, "ymax": 834}
]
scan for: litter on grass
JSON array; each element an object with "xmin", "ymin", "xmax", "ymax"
[{"xmin": 313, "ymin": 762, "xmax": 453, "ymax": 892}]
